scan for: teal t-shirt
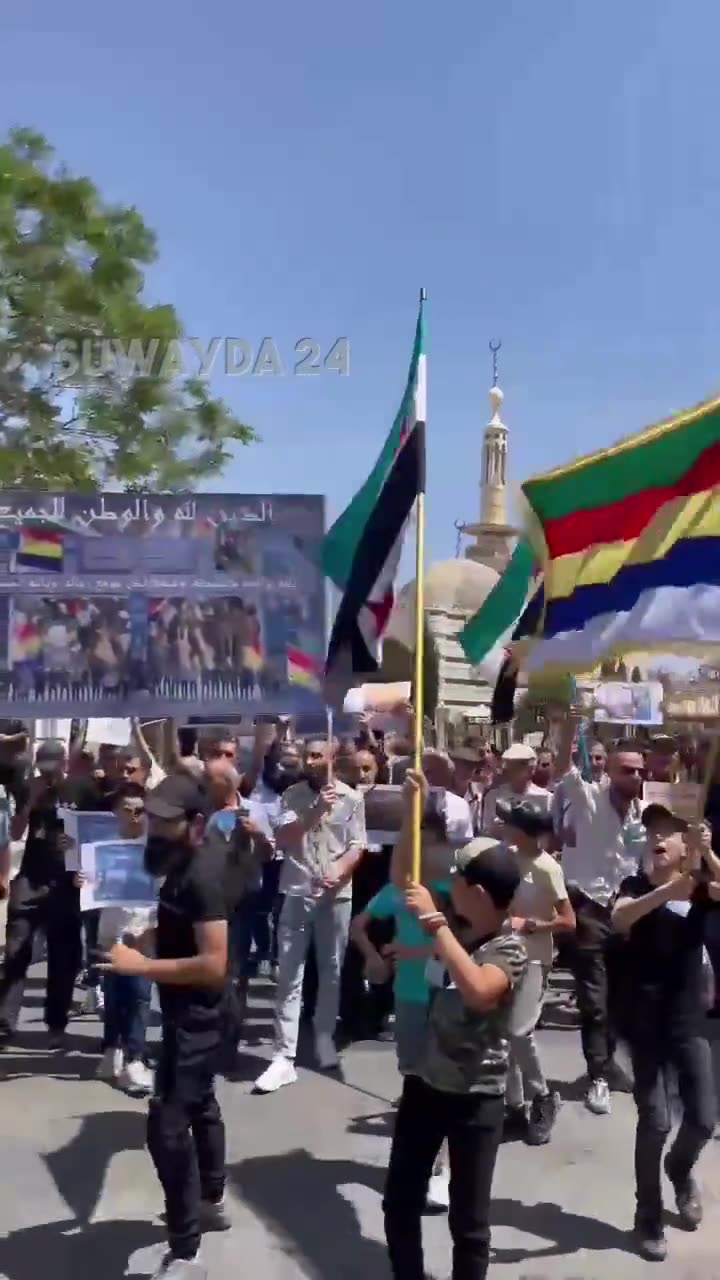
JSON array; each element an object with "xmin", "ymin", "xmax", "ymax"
[{"xmin": 366, "ymin": 881, "xmax": 449, "ymax": 1006}]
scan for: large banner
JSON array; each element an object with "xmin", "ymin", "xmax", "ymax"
[{"xmin": 0, "ymin": 492, "xmax": 326, "ymax": 717}]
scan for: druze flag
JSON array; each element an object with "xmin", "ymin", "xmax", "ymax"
[{"xmin": 322, "ymin": 298, "xmax": 426, "ymax": 699}]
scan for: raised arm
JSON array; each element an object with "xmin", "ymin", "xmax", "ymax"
[
  {"xmin": 612, "ymin": 875, "xmax": 694, "ymax": 933},
  {"xmin": 275, "ymin": 783, "xmax": 336, "ymax": 851}
]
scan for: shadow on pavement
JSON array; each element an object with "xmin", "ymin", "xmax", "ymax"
[
  {"xmin": 44, "ymin": 1108, "xmax": 150, "ymax": 1224},
  {"xmin": 489, "ymin": 1197, "xmax": 634, "ymax": 1265},
  {"xmin": 547, "ymin": 1073, "xmax": 591, "ymax": 1103},
  {"xmin": 0, "ymin": 1031, "xmax": 100, "ymax": 1082},
  {"xmin": 229, "ymin": 1147, "xmax": 389, "ymax": 1279},
  {"xmin": 346, "ymin": 1109, "xmax": 395, "ymax": 1137},
  {"xmin": 0, "ymin": 1218, "xmax": 164, "ymax": 1280}
]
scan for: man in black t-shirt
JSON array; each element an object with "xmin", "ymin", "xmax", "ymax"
[
  {"xmin": 101, "ymin": 773, "xmax": 229, "ymax": 1280},
  {"xmin": 612, "ymin": 804, "xmax": 720, "ymax": 1263},
  {"xmin": 0, "ymin": 739, "xmax": 109, "ymax": 1049},
  {"xmin": 0, "ymin": 719, "xmax": 29, "ymax": 898}
]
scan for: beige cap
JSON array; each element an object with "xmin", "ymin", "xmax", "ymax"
[{"xmin": 502, "ymin": 743, "xmax": 537, "ymax": 763}]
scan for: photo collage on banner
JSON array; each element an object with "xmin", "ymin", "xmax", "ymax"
[{"xmin": 0, "ymin": 492, "xmax": 326, "ymax": 716}]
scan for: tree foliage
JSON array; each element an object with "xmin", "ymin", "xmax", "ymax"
[{"xmin": 0, "ymin": 127, "xmax": 256, "ymax": 490}]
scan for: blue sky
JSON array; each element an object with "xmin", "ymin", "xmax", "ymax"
[{"xmin": 3, "ymin": 1, "xmax": 720, "ymax": 584}]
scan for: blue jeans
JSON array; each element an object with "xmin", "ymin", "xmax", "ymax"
[
  {"xmin": 231, "ymin": 861, "xmax": 283, "ymax": 974},
  {"xmin": 103, "ymin": 973, "xmax": 152, "ymax": 1061}
]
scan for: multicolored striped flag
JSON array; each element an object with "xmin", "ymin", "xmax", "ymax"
[
  {"xmin": 16, "ymin": 527, "xmax": 64, "ymax": 571},
  {"xmin": 287, "ymin": 646, "xmax": 322, "ymax": 691},
  {"xmin": 520, "ymin": 395, "xmax": 720, "ymax": 672}
]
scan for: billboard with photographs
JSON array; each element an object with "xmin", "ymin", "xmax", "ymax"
[{"xmin": 0, "ymin": 492, "xmax": 326, "ymax": 717}]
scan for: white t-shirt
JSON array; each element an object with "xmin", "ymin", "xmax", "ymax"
[{"xmin": 511, "ymin": 851, "xmax": 568, "ymax": 966}]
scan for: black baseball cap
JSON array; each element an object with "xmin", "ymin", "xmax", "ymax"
[
  {"xmin": 35, "ymin": 740, "xmax": 66, "ymax": 765},
  {"xmin": 495, "ymin": 797, "xmax": 555, "ymax": 838},
  {"xmin": 145, "ymin": 773, "xmax": 209, "ymax": 821},
  {"xmin": 453, "ymin": 838, "xmax": 522, "ymax": 909},
  {"xmin": 641, "ymin": 802, "xmax": 688, "ymax": 833}
]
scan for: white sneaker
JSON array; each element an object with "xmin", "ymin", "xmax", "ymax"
[
  {"xmin": 426, "ymin": 1169, "xmax": 450, "ymax": 1211},
  {"xmin": 151, "ymin": 1250, "xmax": 205, "ymax": 1279},
  {"xmin": 254, "ymin": 1056, "xmax": 297, "ymax": 1094},
  {"xmin": 96, "ymin": 1047, "xmax": 123, "ymax": 1081},
  {"xmin": 120, "ymin": 1058, "xmax": 154, "ymax": 1096},
  {"xmin": 315, "ymin": 1032, "xmax": 339, "ymax": 1070},
  {"xmin": 585, "ymin": 1078, "xmax": 611, "ymax": 1115}
]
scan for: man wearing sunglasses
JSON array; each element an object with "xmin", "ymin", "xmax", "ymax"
[{"xmin": 556, "ymin": 716, "xmax": 647, "ymax": 1116}]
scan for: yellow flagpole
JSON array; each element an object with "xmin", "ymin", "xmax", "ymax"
[
  {"xmin": 411, "ymin": 492, "xmax": 426, "ymax": 882},
  {"xmin": 411, "ymin": 287, "xmax": 427, "ymax": 883}
]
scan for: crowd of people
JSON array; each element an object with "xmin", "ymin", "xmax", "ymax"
[
  {"xmin": 7, "ymin": 596, "xmax": 271, "ymax": 702},
  {"xmin": 0, "ymin": 711, "xmax": 718, "ymax": 1278}
]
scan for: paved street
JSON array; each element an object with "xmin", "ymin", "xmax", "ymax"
[{"xmin": 0, "ymin": 962, "xmax": 719, "ymax": 1280}]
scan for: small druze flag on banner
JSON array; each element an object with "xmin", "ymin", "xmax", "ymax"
[{"xmin": 322, "ymin": 299, "xmax": 426, "ymax": 703}]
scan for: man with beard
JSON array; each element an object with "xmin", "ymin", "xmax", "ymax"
[
  {"xmin": 101, "ymin": 774, "xmax": 229, "ymax": 1280},
  {"xmin": 556, "ymin": 719, "xmax": 647, "ymax": 1115},
  {"xmin": 245, "ymin": 736, "xmax": 303, "ymax": 979},
  {"xmin": 254, "ymin": 737, "xmax": 366, "ymax": 1092}
]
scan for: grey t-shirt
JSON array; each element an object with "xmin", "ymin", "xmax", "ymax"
[{"xmin": 418, "ymin": 932, "xmax": 527, "ymax": 1095}]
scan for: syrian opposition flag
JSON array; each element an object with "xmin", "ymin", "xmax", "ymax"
[
  {"xmin": 459, "ymin": 538, "xmax": 535, "ymax": 684},
  {"xmin": 322, "ymin": 297, "xmax": 426, "ymax": 702}
]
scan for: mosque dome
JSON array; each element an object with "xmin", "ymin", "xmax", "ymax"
[{"xmin": 385, "ymin": 558, "xmax": 500, "ymax": 651}]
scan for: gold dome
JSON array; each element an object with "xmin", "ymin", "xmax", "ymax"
[{"xmin": 386, "ymin": 559, "xmax": 499, "ymax": 650}]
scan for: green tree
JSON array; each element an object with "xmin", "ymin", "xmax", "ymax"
[{"xmin": 0, "ymin": 127, "xmax": 256, "ymax": 490}]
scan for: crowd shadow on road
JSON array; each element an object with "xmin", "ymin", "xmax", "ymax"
[
  {"xmin": 0, "ymin": 1218, "xmax": 164, "ymax": 1280},
  {"xmin": 346, "ymin": 1108, "xmax": 395, "ymax": 1138},
  {"xmin": 489, "ymin": 1196, "xmax": 634, "ymax": 1265},
  {"xmin": 43, "ymin": 1107, "xmax": 150, "ymax": 1224},
  {"xmin": 0, "ymin": 1107, "xmax": 161, "ymax": 1280},
  {"xmin": 229, "ymin": 1147, "xmax": 389, "ymax": 1279},
  {"xmin": 0, "ymin": 1030, "xmax": 101, "ymax": 1082},
  {"xmin": 229, "ymin": 1147, "xmax": 637, "ymax": 1275}
]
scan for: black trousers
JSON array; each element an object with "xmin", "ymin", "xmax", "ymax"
[
  {"xmin": 631, "ymin": 1034, "xmax": 716, "ymax": 1226},
  {"xmin": 383, "ymin": 1075, "xmax": 504, "ymax": 1280},
  {"xmin": 147, "ymin": 1025, "xmax": 226, "ymax": 1260},
  {"xmin": 0, "ymin": 875, "xmax": 82, "ymax": 1034},
  {"xmin": 567, "ymin": 887, "xmax": 620, "ymax": 1080},
  {"xmin": 340, "ymin": 847, "xmax": 394, "ymax": 1035}
]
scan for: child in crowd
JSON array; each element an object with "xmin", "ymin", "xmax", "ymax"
[
  {"xmin": 495, "ymin": 798, "xmax": 575, "ymax": 1144},
  {"xmin": 383, "ymin": 770, "xmax": 526, "ymax": 1280},
  {"xmin": 351, "ymin": 829, "xmax": 455, "ymax": 1210},
  {"xmin": 612, "ymin": 806, "xmax": 720, "ymax": 1262},
  {"xmin": 96, "ymin": 782, "xmax": 155, "ymax": 1095}
]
